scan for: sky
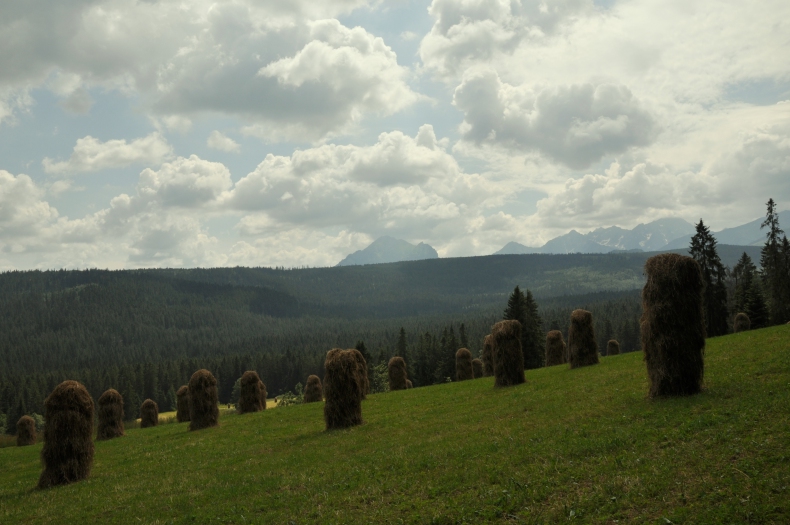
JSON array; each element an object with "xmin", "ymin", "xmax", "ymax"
[{"xmin": 1, "ymin": 0, "xmax": 789, "ymax": 270}]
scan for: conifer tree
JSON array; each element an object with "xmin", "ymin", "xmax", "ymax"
[
  {"xmin": 503, "ymin": 286, "xmax": 543, "ymax": 369},
  {"xmin": 690, "ymin": 219, "xmax": 729, "ymax": 336},
  {"xmin": 760, "ymin": 198, "xmax": 790, "ymax": 324},
  {"xmin": 732, "ymin": 252, "xmax": 768, "ymax": 329}
]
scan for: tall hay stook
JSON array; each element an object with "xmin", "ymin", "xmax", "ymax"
[
  {"xmin": 568, "ymin": 309, "xmax": 599, "ymax": 369},
  {"xmin": 140, "ymin": 399, "xmax": 159, "ymax": 428},
  {"xmin": 16, "ymin": 415, "xmax": 36, "ymax": 446},
  {"xmin": 350, "ymin": 348, "xmax": 370, "ymax": 399},
  {"xmin": 641, "ymin": 253, "xmax": 706, "ymax": 397},
  {"xmin": 455, "ymin": 348, "xmax": 474, "ymax": 381},
  {"xmin": 471, "ymin": 358, "xmax": 484, "ymax": 379},
  {"xmin": 37, "ymin": 380, "xmax": 94, "ymax": 489},
  {"xmin": 388, "ymin": 356, "xmax": 409, "ymax": 391},
  {"xmin": 303, "ymin": 375, "xmax": 324, "ymax": 403},
  {"xmin": 607, "ymin": 339, "xmax": 621, "ymax": 356},
  {"xmin": 323, "ymin": 348, "xmax": 363, "ymax": 430},
  {"xmin": 545, "ymin": 330, "xmax": 567, "ymax": 366},
  {"xmin": 188, "ymin": 369, "xmax": 219, "ymax": 431},
  {"xmin": 176, "ymin": 385, "xmax": 190, "ymax": 422},
  {"xmin": 238, "ymin": 371, "xmax": 265, "ymax": 414},
  {"xmin": 96, "ymin": 389, "xmax": 125, "ymax": 440},
  {"xmin": 733, "ymin": 312, "xmax": 751, "ymax": 333},
  {"xmin": 481, "ymin": 335, "xmax": 494, "ymax": 377},
  {"xmin": 492, "ymin": 320, "xmax": 525, "ymax": 387}
]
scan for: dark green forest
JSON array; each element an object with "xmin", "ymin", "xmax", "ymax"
[{"xmin": 0, "ymin": 243, "xmax": 774, "ymax": 435}]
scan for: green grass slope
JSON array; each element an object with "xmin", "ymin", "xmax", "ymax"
[{"xmin": 1, "ymin": 326, "xmax": 788, "ymax": 524}]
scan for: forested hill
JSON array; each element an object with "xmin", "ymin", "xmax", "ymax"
[{"xmin": 0, "ymin": 245, "xmax": 759, "ymax": 431}]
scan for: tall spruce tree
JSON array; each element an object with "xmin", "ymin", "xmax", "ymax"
[
  {"xmin": 690, "ymin": 219, "xmax": 729, "ymax": 336},
  {"xmin": 503, "ymin": 286, "xmax": 543, "ymax": 369},
  {"xmin": 760, "ymin": 199, "xmax": 790, "ymax": 324},
  {"xmin": 732, "ymin": 252, "xmax": 768, "ymax": 329}
]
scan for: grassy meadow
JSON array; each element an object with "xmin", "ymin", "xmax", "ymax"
[{"xmin": 1, "ymin": 326, "xmax": 788, "ymax": 524}]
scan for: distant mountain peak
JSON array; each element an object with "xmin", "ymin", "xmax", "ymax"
[{"xmin": 337, "ymin": 237, "xmax": 439, "ymax": 266}]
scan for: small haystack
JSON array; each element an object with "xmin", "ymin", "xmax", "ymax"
[
  {"xmin": 388, "ymin": 356, "xmax": 409, "ymax": 391},
  {"xmin": 641, "ymin": 253, "xmax": 705, "ymax": 397},
  {"xmin": 323, "ymin": 348, "xmax": 363, "ymax": 430},
  {"xmin": 303, "ymin": 375, "xmax": 323, "ymax": 403},
  {"xmin": 96, "ymin": 389, "xmax": 124, "ymax": 440},
  {"xmin": 139, "ymin": 399, "xmax": 159, "ymax": 428},
  {"xmin": 545, "ymin": 330, "xmax": 567, "ymax": 366},
  {"xmin": 238, "ymin": 371, "xmax": 264, "ymax": 414},
  {"xmin": 491, "ymin": 320, "xmax": 525, "ymax": 387},
  {"xmin": 455, "ymin": 348, "xmax": 474, "ymax": 381},
  {"xmin": 482, "ymin": 335, "xmax": 494, "ymax": 377},
  {"xmin": 176, "ymin": 385, "xmax": 190, "ymax": 422},
  {"xmin": 37, "ymin": 380, "xmax": 94, "ymax": 489},
  {"xmin": 16, "ymin": 415, "xmax": 36, "ymax": 446},
  {"xmin": 568, "ymin": 309, "xmax": 599, "ymax": 369},
  {"xmin": 607, "ymin": 340, "xmax": 620, "ymax": 356},
  {"xmin": 188, "ymin": 369, "xmax": 219, "ymax": 431},
  {"xmin": 406, "ymin": 379, "xmax": 413, "ymax": 389},
  {"xmin": 733, "ymin": 312, "xmax": 751, "ymax": 333},
  {"xmin": 472, "ymin": 358, "xmax": 484, "ymax": 378}
]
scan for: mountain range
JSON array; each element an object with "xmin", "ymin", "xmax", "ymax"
[
  {"xmin": 495, "ymin": 212, "xmax": 790, "ymax": 255},
  {"xmin": 336, "ymin": 236, "xmax": 438, "ymax": 266}
]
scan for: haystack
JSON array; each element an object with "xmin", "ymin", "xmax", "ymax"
[
  {"xmin": 37, "ymin": 380, "xmax": 94, "ymax": 489},
  {"xmin": 350, "ymin": 348, "xmax": 370, "ymax": 399},
  {"xmin": 733, "ymin": 313, "xmax": 750, "ymax": 333},
  {"xmin": 188, "ymin": 369, "xmax": 219, "ymax": 431},
  {"xmin": 96, "ymin": 389, "xmax": 124, "ymax": 440},
  {"xmin": 491, "ymin": 320, "xmax": 525, "ymax": 387},
  {"xmin": 472, "ymin": 358, "xmax": 483, "ymax": 378},
  {"xmin": 455, "ymin": 348, "xmax": 474, "ymax": 381},
  {"xmin": 303, "ymin": 375, "xmax": 323, "ymax": 403},
  {"xmin": 16, "ymin": 415, "xmax": 36, "ymax": 446},
  {"xmin": 607, "ymin": 339, "xmax": 620, "ymax": 356},
  {"xmin": 406, "ymin": 379, "xmax": 413, "ymax": 389},
  {"xmin": 176, "ymin": 385, "xmax": 190, "ymax": 422},
  {"xmin": 482, "ymin": 335, "xmax": 494, "ymax": 376},
  {"xmin": 388, "ymin": 356, "xmax": 409, "ymax": 391},
  {"xmin": 139, "ymin": 399, "xmax": 158, "ymax": 428},
  {"xmin": 568, "ymin": 309, "xmax": 599, "ymax": 369},
  {"xmin": 323, "ymin": 348, "xmax": 363, "ymax": 430},
  {"xmin": 545, "ymin": 330, "xmax": 567, "ymax": 366},
  {"xmin": 641, "ymin": 253, "xmax": 706, "ymax": 397},
  {"xmin": 238, "ymin": 371, "xmax": 264, "ymax": 414}
]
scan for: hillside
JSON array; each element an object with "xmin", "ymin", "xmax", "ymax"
[{"xmin": 2, "ymin": 326, "xmax": 787, "ymax": 523}]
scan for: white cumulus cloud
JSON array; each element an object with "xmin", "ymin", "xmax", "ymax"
[
  {"xmin": 207, "ymin": 131, "xmax": 241, "ymax": 153},
  {"xmin": 42, "ymin": 132, "xmax": 173, "ymax": 174}
]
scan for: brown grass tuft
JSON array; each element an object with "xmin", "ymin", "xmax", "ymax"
[
  {"xmin": 350, "ymin": 349, "xmax": 370, "ymax": 399},
  {"xmin": 388, "ymin": 356, "xmax": 409, "ymax": 391},
  {"xmin": 188, "ymin": 369, "xmax": 219, "ymax": 431},
  {"xmin": 492, "ymin": 320, "xmax": 525, "ymax": 387},
  {"xmin": 96, "ymin": 389, "xmax": 124, "ymax": 440},
  {"xmin": 139, "ymin": 399, "xmax": 158, "ymax": 428},
  {"xmin": 303, "ymin": 375, "xmax": 323, "ymax": 403},
  {"xmin": 545, "ymin": 330, "xmax": 567, "ymax": 367},
  {"xmin": 482, "ymin": 335, "xmax": 494, "ymax": 377},
  {"xmin": 568, "ymin": 309, "xmax": 599, "ymax": 369},
  {"xmin": 323, "ymin": 348, "xmax": 363, "ymax": 430},
  {"xmin": 16, "ymin": 415, "xmax": 36, "ymax": 446},
  {"xmin": 238, "ymin": 371, "xmax": 265, "ymax": 414},
  {"xmin": 607, "ymin": 339, "xmax": 620, "ymax": 356},
  {"xmin": 472, "ymin": 358, "xmax": 483, "ymax": 379},
  {"xmin": 37, "ymin": 380, "xmax": 94, "ymax": 489},
  {"xmin": 455, "ymin": 348, "xmax": 474, "ymax": 381},
  {"xmin": 176, "ymin": 385, "xmax": 190, "ymax": 422},
  {"xmin": 641, "ymin": 253, "xmax": 706, "ymax": 397},
  {"xmin": 733, "ymin": 312, "xmax": 750, "ymax": 333}
]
